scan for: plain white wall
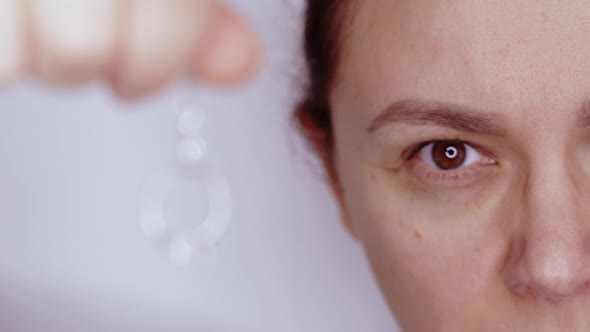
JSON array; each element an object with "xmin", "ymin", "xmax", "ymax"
[{"xmin": 0, "ymin": 1, "xmax": 401, "ymax": 331}]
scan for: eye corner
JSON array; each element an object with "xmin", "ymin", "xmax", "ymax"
[{"xmin": 403, "ymin": 141, "xmax": 431, "ymax": 161}]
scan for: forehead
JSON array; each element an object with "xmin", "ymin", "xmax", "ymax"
[{"xmin": 334, "ymin": 0, "xmax": 590, "ymax": 123}]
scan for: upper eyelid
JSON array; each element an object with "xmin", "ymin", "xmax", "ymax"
[{"xmin": 406, "ymin": 139, "xmax": 473, "ymax": 160}]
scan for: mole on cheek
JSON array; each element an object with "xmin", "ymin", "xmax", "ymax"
[{"xmin": 414, "ymin": 231, "xmax": 422, "ymax": 240}]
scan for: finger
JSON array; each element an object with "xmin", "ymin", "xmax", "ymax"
[
  {"xmin": 28, "ymin": 0, "xmax": 118, "ymax": 84},
  {"xmin": 191, "ymin": 4, "xmax": 261, "ymax": 86},
  {"xmin": 110, "ymin": 0, "xmax": 214, "ymax": 99},
  {"xmin": 0, "ymin": 0, "xmax": 26, "ymax": 85}
]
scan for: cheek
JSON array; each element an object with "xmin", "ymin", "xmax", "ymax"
[{"xmin": 338, "ymin": 165, "xmax": 515, "ymax": 329}]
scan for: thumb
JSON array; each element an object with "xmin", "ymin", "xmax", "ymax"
[{"xmin": 192, "ymin": 3, "xmax": 261, "ymax": 86}]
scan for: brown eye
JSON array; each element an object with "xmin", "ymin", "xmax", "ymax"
[{"xmin": 430, "ymin": 141, "xmax": 466, "ymax": 170}]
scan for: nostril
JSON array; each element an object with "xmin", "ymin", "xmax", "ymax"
[
  {"xmin": 509, "ymin": 284, "xmax": 536, "ymax": 298},
  {"xmin": 510, "ymin": 283, "xmax": 577, "ymax": 302},
  {"xmin": 581, "ymin": 281, "xmax": 590, "ymax": 293}
]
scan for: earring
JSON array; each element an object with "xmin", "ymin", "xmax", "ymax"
[{"xmin": 139, "ymin": 98, "xmax": 232, "ymax": 266}]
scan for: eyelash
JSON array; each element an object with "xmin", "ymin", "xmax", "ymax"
[{"xmin": 405, "ymin": 139, "xmax": 498, "ymax": 186}]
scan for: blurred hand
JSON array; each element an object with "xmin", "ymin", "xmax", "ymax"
[{"xmin": 0, "ymin": 0, "xmax": 261, "ymax": 98}]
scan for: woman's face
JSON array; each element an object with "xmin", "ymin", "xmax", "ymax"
[{"xmin": 330, "ymin": 1, "xmax": 590, "ymax": 331}]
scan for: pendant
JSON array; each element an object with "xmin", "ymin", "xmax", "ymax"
[{"xmin": 139, "ymin": 98, "xmax": 232, "ymax": 266}]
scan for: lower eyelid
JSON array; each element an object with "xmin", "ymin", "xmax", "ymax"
[{"xmin": 411, "ymin": 158, "xmax": 497, "ymax": 186}]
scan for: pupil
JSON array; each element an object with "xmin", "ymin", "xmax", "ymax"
[
  {"xmin": 445, "ymin": 147, "xmax": 458, "ymax": 159},
  {"xmin": 432, "ymin": 141, "xmax": 467, "ymax": 170}
]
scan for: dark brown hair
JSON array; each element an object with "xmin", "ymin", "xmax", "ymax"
[{"xmin": 296, "ymin": 0, "xmax": 354, "ymax": 158}]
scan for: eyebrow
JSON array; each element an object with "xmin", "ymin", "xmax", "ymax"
[{"xmin": 367, "ymin": 99, "xmax": 507, "ymax": 135}]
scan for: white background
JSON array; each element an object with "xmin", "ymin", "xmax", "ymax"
[{"xmin": 0, "ymin": 1, "xmax": 400, "ymax": 331}]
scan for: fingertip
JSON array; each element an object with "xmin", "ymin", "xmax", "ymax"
[
  {"xmin": 110, "ymin": 77, "xmax": 170, "ymax": 101},
  {"xmin": 192, "ymin": 6, "xmax": 262, "ymax": 86},
  {"xmin": 0, "ymin": 0, "xmax": 26, "ymax": 86}
]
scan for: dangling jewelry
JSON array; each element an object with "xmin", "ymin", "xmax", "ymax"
[{"xmin": 139, "ymin": 98, "xmax": 232, "ymax": 266}]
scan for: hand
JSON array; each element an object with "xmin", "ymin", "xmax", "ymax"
[{"xmin": 0, "ymin": 0, "xmax": 261, "ymax": 98}]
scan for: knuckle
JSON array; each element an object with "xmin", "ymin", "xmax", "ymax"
[{"xmin": 46, "ymin": 38, "xmax": 112, "ymax": 70}]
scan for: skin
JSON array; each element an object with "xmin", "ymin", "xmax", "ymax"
[
  {"xmin": 324, "ymin": 0, "xmax": 590, "ymax": 331},
  {"xmin": 0, "ymin": 0, "xmax": 260, "ymax": 98}
]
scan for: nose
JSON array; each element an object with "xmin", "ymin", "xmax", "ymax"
[
  {"xmin": 503, "ymin": 162, "xmax": 590, "ymax": 302},
  {"xmin": 504, "ymin": 234, "xmax": 590, "ymax": 301}
]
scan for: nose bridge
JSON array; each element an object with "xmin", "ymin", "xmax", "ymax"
[
  {"xmin": 505, "ymin": 148, "xmax": 590, "ymax": 301},
  {"xmin": 525, "ymin": 150, "xmax": 578, "ymax": 222}
]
